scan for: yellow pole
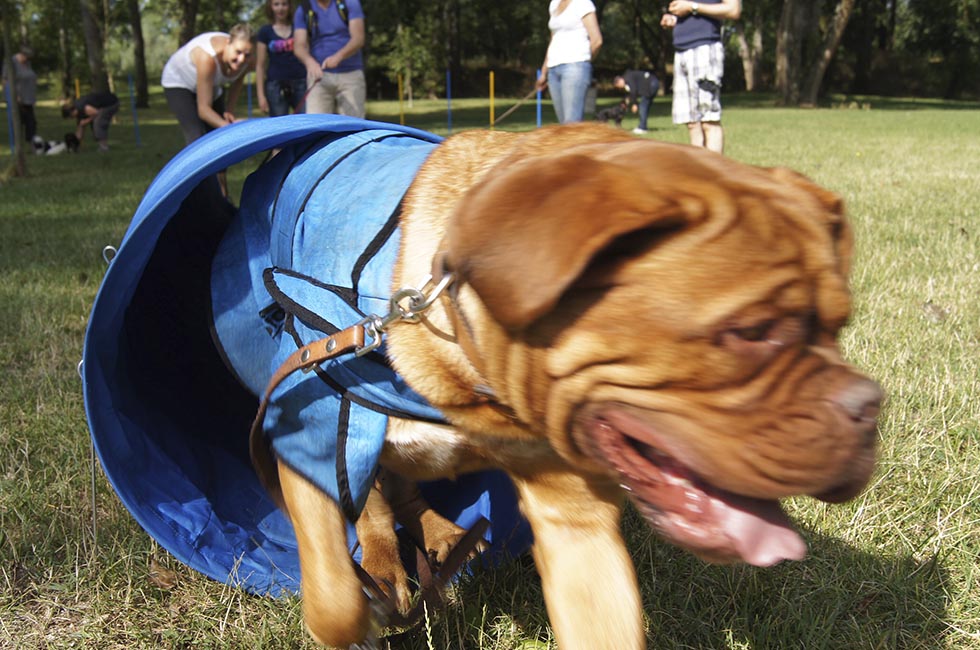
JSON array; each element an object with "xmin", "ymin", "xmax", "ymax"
[
  {"xmin": 489, "ymin": 71, "xmax": 495, "ymax": 129},
  {"xmin": 74, "ymin": 78, "xmax": 80, "ymax": 99},
  {"xmin": 397, "ymin": 73, "xmax": 405, "ymax": 125}
]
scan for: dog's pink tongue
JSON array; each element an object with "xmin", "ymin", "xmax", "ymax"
[{"xmin": 712, "ymin": 493, "xmax": 807, "ymax": 566}]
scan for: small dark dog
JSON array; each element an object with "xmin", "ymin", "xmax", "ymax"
[
  {"xmin": 65, "ymin": 133, "xmax": 81, "ymax": 153},
  {"xmin": 595, "ymin": 100, "xmax": 628, "ymax": 127}
]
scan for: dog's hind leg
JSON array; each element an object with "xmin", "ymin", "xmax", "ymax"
[
  {"xmin": 278, "ymin": 460, "xmax": 372, "ymax": 648},
  {"xmin": 355, "ymin": 479, "xmax": 412, "ymax": 614}
]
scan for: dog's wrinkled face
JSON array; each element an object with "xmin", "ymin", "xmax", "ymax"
[{"xmin": 447, "ymin": 133, "xmax": 880, "ymax": 567}]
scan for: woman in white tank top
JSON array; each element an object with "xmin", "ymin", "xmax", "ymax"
[{"xmin": 162, "ymin": 24, "xmax": 255, "ymax": 145}]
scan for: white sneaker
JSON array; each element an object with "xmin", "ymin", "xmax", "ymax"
[{"xmin": 632, "ymin": 127, "xmax": 648, "ymax": 135}]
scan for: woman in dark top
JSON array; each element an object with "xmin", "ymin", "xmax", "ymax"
[{"xmin": 256, "ymin": 0, "xmax": 308, "ymax": 115}]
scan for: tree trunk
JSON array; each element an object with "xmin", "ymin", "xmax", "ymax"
[
  {"xmin": 178, "ymin": 0, "xmax": 200, "ymax": 46},
  {"xmin": 1, "ymin": 2, "xmax": 27, "ymax": 177},
  {"xmin": 59, "ymin": 22, "xmax": 73, "ymax": 100},
  {"xmin": 631, "ymin": 0, "xmax": 668, "ymax": 83},
  {"xmin": 886, "ymin": 0, "xmax": 897, "ymax": 51},
  {"xmin": 776, "ymin": 0, "xmax": 823, "ymax": 106},
  {"xmin": 732, "ymin": 20, "xmax": 763, "ymax": 91},
  {"xmin": 801, "ymin": 0, "xmax": 856, "ymax": 106},
  {"xmin": 775, "ymin": 0, "xmax": 803, "ymax": 105},
  {"xmin": 126, "ymin": 0, "xmax": 149, "ymax": 107},
  {"xmin": 79, "ymin": 0, "xmax": 110, "ymax": 92},
  {"xmin": 102, "ymin": 0, "xmax": 113, "ymax": 91}
]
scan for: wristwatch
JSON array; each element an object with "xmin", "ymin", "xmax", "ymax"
[{"xmin": 691, "ymin": 2, "xmax": 699, "ymax": 15}]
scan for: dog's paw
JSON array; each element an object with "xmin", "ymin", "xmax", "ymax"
[
  {"xmin": 419, "ymin": 512, "xmax": 489, "ymax": 567},
  {"xmin": 359, "ymin": 540, "xmax": 412, "ymax": 614}
]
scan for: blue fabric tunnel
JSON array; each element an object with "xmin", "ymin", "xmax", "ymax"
[{"xmin": 82, "ymin": 115, "xmax": 532, "ymax": 597}]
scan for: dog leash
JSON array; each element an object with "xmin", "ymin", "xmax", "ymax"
[
  {"xmin": 492, "ymin": 88, "xmax": 538, "ymax": 127},
  {"xmin": 249, "ymin": 269, "xmax": 492, "ymax": 644},
  {"xmin": 249, "ymin": 269, "xmax": 455, "ymax": 452},
  {"xmin": 353, "ymin": 517, "xmax": 491, "ymax": 639},
  {"xmin": 293, "ymin": 77, "xmax": 321, "ymax": 113}
]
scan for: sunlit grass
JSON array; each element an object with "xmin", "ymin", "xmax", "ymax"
[{"xmin": 2, "ymin": 88, "xmax": 979, "ymax": 648}]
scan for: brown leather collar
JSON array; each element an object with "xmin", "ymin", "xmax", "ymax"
[{"xmin": 432, "ymin": 252, "xmax": 518, "ymax": 419}]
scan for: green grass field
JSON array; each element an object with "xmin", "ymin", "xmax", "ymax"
[{"xmin": 2, "ymin": 89, "xmax": 979, "ymax": 649}]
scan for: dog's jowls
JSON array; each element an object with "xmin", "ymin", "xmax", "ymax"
[{"xmin": 266, "ymin": 123, "xmax": 881, "ymax": 649}]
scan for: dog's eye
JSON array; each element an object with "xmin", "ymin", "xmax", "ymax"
[
  {"xmin": 731, "ymin": 321, "xmax": 775, "ymax": 343},
  {"xmin": 717, "ymin": 317, "xmax": 807, "ymax": 351}
]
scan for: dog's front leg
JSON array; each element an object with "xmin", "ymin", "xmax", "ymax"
[
  {"xmin": 355, "ymin": 478, "xmax": 412, "ymax": 614},
  {"xmin": 511, "ymin": 470, "xmax": 645, "ymax": 650},
  {"xmin": 278, "ymin": 460, "xmax": 371, "ymax": 648}
]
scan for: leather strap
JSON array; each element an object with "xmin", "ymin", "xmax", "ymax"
[
  {"xmin": 353, "ymin": 518, "xmax": 491, "ymax": 629},
  {"xmin": 249, "ymin": 325, "xmax": 366, "ymax": 465},
  {"xmin": 432, "ymin": 251, "xmax": 518, "ymax": 419}
]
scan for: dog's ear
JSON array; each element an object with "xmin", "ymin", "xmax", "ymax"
[
  {"xmin": 445, "ymin": 151, "xmax": 700, "ymax": 330},
  {"xmin": 767, "ymin": 167, "xmax": 851, "ymax": 276},
  {"xmin": 763, "ymin": 166, "xmax": 854, "ymax": 341}
]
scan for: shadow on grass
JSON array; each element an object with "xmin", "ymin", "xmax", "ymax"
[
  {"xmin": 386, "ymin": 505, "xmax": 950, "ymax": 649},
  {"xmin": 632, "ymin": 529, "xmax": 949, "ymax": 648}
]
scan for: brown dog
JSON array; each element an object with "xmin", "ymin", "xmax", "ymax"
[{"xmin": 261, "ymin": 123, "xmax": 881, "ymax": 649}]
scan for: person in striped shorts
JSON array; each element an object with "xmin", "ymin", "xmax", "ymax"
[{"xmin": 661, "ymin": 0, "xmax": 740, "ymax": 153}]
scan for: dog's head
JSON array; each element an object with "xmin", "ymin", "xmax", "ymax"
[
  {"xmin": 64, "ymin": 133, "xmax": 80, "ymax": 152},
  {"xmin": 595, "ymin": 102, "xmax": 628, "ymax": 124},
  {"xmin": 445, "ymin": 124, "xmax": 880, "ymax": 567}
]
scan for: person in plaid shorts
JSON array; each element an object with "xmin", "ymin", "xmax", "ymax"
[{"xmin": 661, "ymin": 0, "xmax": 740, "ymax": 153}]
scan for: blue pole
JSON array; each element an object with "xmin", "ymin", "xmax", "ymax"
[
  {"xmin": 536, "ymin": 68, "xmax": 542, "ymax": 128},
  {"xmin": 128, "ymin": 74, "xmax": 142, "ymax": 147},
  {"xmin": 446, "ymin": 69, "xmax": 452, "ymax": 134},
  {"xmin": 4, "ymin": 82, "xmax": 14, "ymax": 154}
]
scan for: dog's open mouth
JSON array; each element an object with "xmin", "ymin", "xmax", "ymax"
[{"xmin": 581, "ymin": 408, "xmax": 807, "ymax": 567}]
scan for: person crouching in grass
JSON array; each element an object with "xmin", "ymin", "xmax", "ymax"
[{"xmin": 63, "ymin": 91, "xmax": 120, "ymax": 152}]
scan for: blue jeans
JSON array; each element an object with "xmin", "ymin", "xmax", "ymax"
[
  {"xmin": 549, "ymin": 61, "xmax": 592, "ymax": 124},
  {"xmin": 265, "ymin": 78, "xmax": 308, "ymax": 116},
  {"xmin": 637, "ymin": 95, "xmax": 652, "ymax": 130},
  {"xmin": 636, "ymin": 76, "xmax": 659, "ymax": 130}
]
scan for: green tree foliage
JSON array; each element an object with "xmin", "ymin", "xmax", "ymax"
[
  {"xmin": 6, "ymin": 0, "xmax": 980, "ymax": 104},
  {"xmin": 900, "ymin": 0, "xmax": 980, "ymax": 98},
  {"xmin": 371, "ymin": 22, "xmax": 440, "ymax": 101}
]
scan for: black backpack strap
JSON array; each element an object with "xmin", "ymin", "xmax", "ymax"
[
  {"xmin": 301, "ymin": 0, "xmax": 318, "ymax": 39},
  {"xmin": 301, "ymin": 0, "xmax": 348, "ymax": 35}
]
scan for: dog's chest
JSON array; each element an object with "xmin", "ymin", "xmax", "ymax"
[{"xmin": 382, "ymin": 416, "xmax": 554, "ymax": 479}]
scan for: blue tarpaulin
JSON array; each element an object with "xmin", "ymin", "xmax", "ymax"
[{"xmin": 82, "ymin": 115, "xmax": 531, "ymax": 596}]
